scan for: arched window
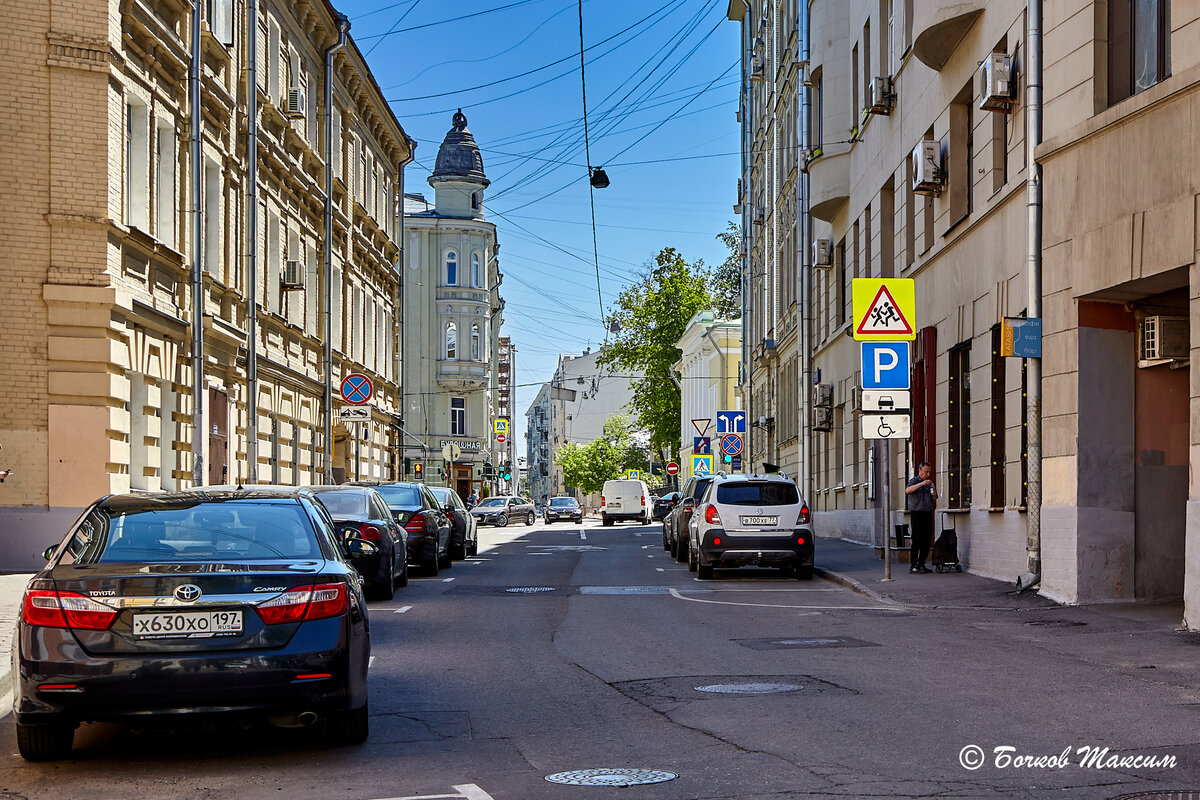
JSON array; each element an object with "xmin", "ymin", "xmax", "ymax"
[
  {"xmin": 470, "ymin": 323, "xmax": 481, "ymax": 360},
  {"xmin": 445, "ymin": 250, "xmax": 458, "ymax": 286},
  {"xmin": 471, "ymin": 252, "xmax": 481, "ymax": 287},
  {"xmin": 445, "ymin": 321, "xmax": 457, "ymax": 359}
]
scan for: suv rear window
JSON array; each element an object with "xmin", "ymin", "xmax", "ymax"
[
  {"xmin": 373, "ymin": 485, "xmax": 421, "ymax": 508},
  {"xmin": 715, "ymin": 482, "xmax": 800, "ymax": 506}
]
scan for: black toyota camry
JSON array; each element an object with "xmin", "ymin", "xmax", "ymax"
[{"xmin": 12, "ymin": 488, "xmax": 374, "ymax": 761}]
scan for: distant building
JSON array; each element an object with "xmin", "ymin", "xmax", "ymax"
[
  {"xmin": 675, "ymin": 311, "xmax": 742, "ymax": 480},
  {"xmin": 525, "ymin": 383, "xmax": 552, "ymax": 507}
]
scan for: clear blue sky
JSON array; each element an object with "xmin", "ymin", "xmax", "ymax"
[{"xmin": 339, "ymin": 0, "xmax": 741, "ymax": 450}]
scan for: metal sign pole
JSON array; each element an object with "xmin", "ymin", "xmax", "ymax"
[
  {"xmin": 882, "ymin": 439, "xmax": 892, "ymax": 581},
  {"xmin": 355, "ymin": 421, "xmax": 361, "ymax": 482}
]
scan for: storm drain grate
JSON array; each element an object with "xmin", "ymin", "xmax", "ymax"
[
  {"xmin": 735, "ymin": 636, "xmax": 879, "ymax": 650},
  {"xmin": 1108, "ymin": 793, "xmax": 1200, "ymax": 800},
  {"xmin": 545, "ymin": 769, "xmax": 678, "ymax": 787},
  {"xmin": 695, "ymin": 682, "xmax": 802, "ymax": 695},
  {"xmin": 506, "ymin": 587, "xmax": 557, "ymax": 594}
]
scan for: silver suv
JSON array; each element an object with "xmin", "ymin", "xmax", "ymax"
[{"xmin": 687, "ymin": 472, "xmax": 814, "ymax": 580}]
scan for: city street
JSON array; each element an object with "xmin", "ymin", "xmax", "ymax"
[{"xmin": 3, "ymin": 518, "xmax": 1199, "ymax": 799}]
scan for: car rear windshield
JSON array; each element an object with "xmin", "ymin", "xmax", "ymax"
[
  {"xmin": 550, "ymin": 498, "xmax": 578, "ymax": 508},
  {"xmin": 57, "ymin": 501, "xmax": 320, "ymax": 564},
  {"xmin": 314, "ymin": 491, "xmax": 368, "ymax": 519},
  {"xmin": 372, "ymin": 485, "xmax": 421, "ymax": 508},
  {"xmin": 715, "ymin": 482, "xmax": 800, "ymax": 506},
  {"xmin": 477, "ymin": 497, "xmax": 506, "ymax": 507}
]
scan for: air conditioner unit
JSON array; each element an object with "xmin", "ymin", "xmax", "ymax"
[
  {"xmin": 753, "ymin": 206, "xmax": 765, "ymax": 223},
  {"xmin": 282, "ymin": 259, "xmax": 304, "ymax": 290},
  {"xmin": 801, "ymin": 62, "xmax": 814, "ymax": 87},
  {"xmin": 813, "ymin": 238, "xmax": 833, "ymax": 269},
  {"xmin": 284, "ymin": 87, "xmax": 306, "ymax": 119},
  {"xmin": 814, "ymin": 406, "xmax": 834, "ymax": 432},
  {"xmin": 816, "ymin": 383, "xmax": 834, "ymax": 407},
  {"xmin": 868, "ymin": 76, "xmax": 894, "ymax": 114},
  {"xmin": 750, "ymin": 56, "xmax": 765, "ymax": 82},
  {"xmin": 1139, "ymin": 315, "xmax": 1188, "ymax": 362},
  {"xmin": 912, "ymin": 139, "xmax": 944, "ymax": 196},
  {"xmin": 850, "ymin": 386, "xmax": 860, "ymax": 411},
  {"xmin": 979, "ymin": 52, "xmax": 1015, "ymax": 112}
]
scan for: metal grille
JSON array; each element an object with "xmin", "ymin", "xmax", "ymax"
[
  {"xmin": 506, "ymin": 587, "xmax": 556, "ymax": 594},
  {"xmin": 1108, "ymin": 793, "xmax": 1200, "ymax": 800},
  {"xmin": 545, "ymin": 769, "xmax": 677, "ymax": 787},
  {"xmin": 695, "ymin": 682, "xmax": 803, "ymax": 695}
]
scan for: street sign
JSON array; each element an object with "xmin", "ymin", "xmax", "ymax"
[
  {"xmin": 861, "ymin": 413, "xmax": 911, "ymax": 440},
  {"xmin": 441, "ymin": 442, "xmax": 462, "ymax": 462},
  {"xmin": 691, "ymin": 454, "xmax": 713, "ymax": 476},
  {"xmin": 338, "ymin": 405, "xmax": 371, "ymax": 422},
  {"xmin": 852, "ymin": 279, "xmax": 916, "ymax": 340},
  {"xmin": 494, "ymin": 419, "xmax": 509, "ymax": 434},
  {"xmin": 1001, "ymin": 316, "xmax": 1042, "ymax": 358},
  {"xmin": 860, "ymin": 341, "xmax": 911, "ymax": 390},
  {"xmin": 716, "ymin": 410, "xmax": 746, "ymax": 434},
  {"xmin": 691, "ymin": 418, "xmax": 711, "ymax": 436},
  {"xmin": 340, "ymin": 373, "xmax": 373, "ymax": 405},
  {"xmin": 665, "ymin": 462, "xmax": 680, "ymax": 476},
  {"xmin": 731, "ymin": 454, "xmax": 742, "ymax": 471},
  {"xmin": 693, "ymin": 437, "xmax": 711, "ymax": 455},
  {"xmin": 496, "ymin": 432, "xmax": 506, "ymax": 444},
  {"xmin": 862, "ymin": 390, "xmax": 911, "ymax": 412},
  {"xmin": 627, "ymin": 470, "xmax": 641, "ymax": 480},
  {"xmin": 720, "ymin": 433, "xmax": 743, "ymax": 457}
]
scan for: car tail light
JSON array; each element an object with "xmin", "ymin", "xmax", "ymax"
[
  {"xmin": 22, "ymin": 589, "xmax": 118, "ymax": 631},
  {"xmin": 257, "ymin": 583, "xmax": 347, "ymax": 625},
  {"xmin": 798, "ymin": 504, "xmax": 811, "ymax": 524},
  {"xmin": 797, "ymin": 536, "xmax": 806, "ymax": 545},
  {"xmin": 713, "ymin": 537, "xmax": 722, "ymax": 546},
  {"xmin": 358, "ymin": 523, "xmax": 383, "ymax": 542},
  {"xmin": 641, "ymin": 496, "xmax": 646, "ymax": 507},
  {"xmin": 704, "ymin": 505, "xmax": 721, "ymax": 525},
  {"xmin": 404, "ymin": 514, "xmax": 427, "ymax": 534},
  {"xmin": 600, "ymin": 496, "xmax": 605, "ymax": 507}
]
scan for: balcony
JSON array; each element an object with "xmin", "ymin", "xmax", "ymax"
[
  {"xmin": 808, "ymin": 150, "xmax": 849, "ymax": 222},
  {"xmin": 436, "ymin": 360, "xmax": 488, "ymax": 390},
  {"xmin": 911, "ymin": 1, "xmax": 984, "ymax": 71},
  {"xmin": 436, "ymin": 286, "xmax": 489, "ymax": 305}
]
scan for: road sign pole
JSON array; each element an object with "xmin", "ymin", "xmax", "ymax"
[
  {"xmin": 882, "ymin": 439, "xmax": 892, "ymax": 581},
  {"xmin": 355, "ymin": 421, "xmax": 361, "ymax": 483}
]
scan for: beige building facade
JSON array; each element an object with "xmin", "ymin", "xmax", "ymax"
[
  {"xmin": 1, "ymin": 0, "xmax": 411, "ymax": 568},
  {"xmin": 675, "ymin": 311, "xmax": 743, "ymax": 479}
]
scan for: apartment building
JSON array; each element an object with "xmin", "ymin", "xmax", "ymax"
[
  {"xmin": 0, "ymin": 0, "xmax": 410, "ymax": 568},
  {"xmin": 525, "ymin": 383, "xmax": 552, "ymax": 507},
  {"xmin": 675, "ymin": 311, "xmax": 743, "ymax": 478}
]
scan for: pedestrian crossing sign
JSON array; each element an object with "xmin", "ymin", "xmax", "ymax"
[
  {"xmin": 852, "ymin": 279, "xmax": 916, "ymax": 341},
  {"xmin": 691, "ymin": 454, "xmax": 713, "ymax": 477}
]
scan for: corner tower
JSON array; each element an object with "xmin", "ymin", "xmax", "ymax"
[{"xmin": 429, "ymin": 109, "xmax": 489, "ymax": 220}]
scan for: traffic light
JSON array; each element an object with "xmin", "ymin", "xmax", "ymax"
[
  {"xmin": 500, "ymin": 461, "xmax": 512, "ymax": 481},
  {"xmin": 414, "ymin": 462, "xmax": 423, "ymax": 479}
]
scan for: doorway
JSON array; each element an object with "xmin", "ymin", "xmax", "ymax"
[
  {"xmin": 207, "ymin": 387, "xmax": 228, "ymax": 486},
  {"xmin": 454, "ymin": 465, "xmax": 472, "ymax": 499}
]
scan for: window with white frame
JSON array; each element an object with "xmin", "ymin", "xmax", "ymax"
[
  {"xmin": 450, "ymin": 397, "xmax": 466, "ymax": 436},
  {"xmin": 125, "ymin": 97, "xmax": 150, "ymax": 230},
  {"xmin": 203, "ymin": 157, "xmax": 222, "ymax": 278},
  {"xmin": 154, "ymin": 120, "xmax": 176, "ymax": 247},
  {"xmin": 445, "ymin": 250, "xmax": 458, "ymax": 285},
  {"xmin": 332, "ymin": 106, "xmax": 343, "ymax": 179},
  {"xmin": 470, "ymin": 323, "xmax": 480, "ymax": 360},
  {"xmin": 471, "ymin": 252, "xmax": 480, "ymax": 287},
  {"xmin": 267, "ymin": 17, "xmax": 281, "ymax": 102},
  {"xmin": 445, "ymin": 321, "xmax": 457, "ymax": 359},
  {"xmin": 205, "ymin": 0, "xmax": 233, "ymax": 45}
]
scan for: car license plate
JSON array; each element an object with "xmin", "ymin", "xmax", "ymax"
[
  {"xmin": 133, "ymin": 610, "xmax": 243, "ymax": 639},
  {"xmin": 740, "ymin": 515, "xmax": 779, "ymax": 526}
]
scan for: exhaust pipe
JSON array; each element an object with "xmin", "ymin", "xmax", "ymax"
[{"xmin": 297, "ymin": 711, "xmax": 319, "ymax": 727}]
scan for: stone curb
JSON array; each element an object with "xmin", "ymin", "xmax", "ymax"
[{"xmin": 814, "ymin": 565, "xmax": 903, "ymax": 607}]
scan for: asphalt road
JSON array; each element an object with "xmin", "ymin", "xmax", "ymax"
[{"xmin": 2, "ymin": 518, "xmax": 1199, "ymax": 799}]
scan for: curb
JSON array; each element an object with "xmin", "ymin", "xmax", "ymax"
[{"xmin": 814, "ymin": 566, "xmax": 902, "ymax": 607}]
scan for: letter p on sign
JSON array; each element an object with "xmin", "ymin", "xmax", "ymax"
[{"xmin": 860, "ymin": 342, "xmax": 911, "ymax": 390}]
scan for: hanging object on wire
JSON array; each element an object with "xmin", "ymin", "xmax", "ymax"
[{"xmin": 589, "ymin": 166, "xmax": 610, "ymax": 189}]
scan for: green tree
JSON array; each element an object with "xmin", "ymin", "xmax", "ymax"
[
  {"xmin": 714, "ymin": 222, "xmax": 743, "ymax": 320},
  {"xmin": 600, "ymin": 248, "xmax": 713, "ymax": 461},
  {"xmin": 557, "ymin": 416, "xmax": 644, "ymax": 495}
]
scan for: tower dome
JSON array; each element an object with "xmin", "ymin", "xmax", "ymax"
[{"xmin": 429, "ymin": 109, "xmax": 489, "ymax": 188}]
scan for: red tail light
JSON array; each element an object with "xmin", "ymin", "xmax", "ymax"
[
  {"xmin": 22, "ymin": 589, "xmax": 118, "ymax": 630},
  {"xmin": 797, "ymin": 536, "xmax": 806, "ymax": 545},
  {"xmin": 641, "ymin": 496, "xmax": 646, "ymax": 506},
  {"xmin": 713, "ymin": 537, "xmax": 722, "ymax": 546},
  {"xmin": 404, "ymin": 514, "xmax": 426, "ymax": 534},
  {"xmin": 798, "ymin": 504, "xmax": 811, "ymax": 524},
  {"xmin": 705, "ymin": 505, "xmax": 721, "ymax": 525},
  {"xmin": 358, "ymin": 523, "xmax": 383, "ymax": 542},
  {"xmin": 257, "ymin": 583, "xmax": 347, "ymax": 625},
  {"xmin": 601, "ymin": 496, "xmax": 606, "ymax": 506}
]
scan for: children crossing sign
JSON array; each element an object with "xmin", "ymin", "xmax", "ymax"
[{"xmin": 852, "ymin": 279, "xmax": 916, "ymax": 341}]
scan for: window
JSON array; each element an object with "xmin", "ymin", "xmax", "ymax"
[
  {"xmin": 332, "ymin": 106, "xmax": 343, "ymax": 179},
  {"xmin": 471, "ymin": 192, "xmax": 480, "ymax": 210},
  {"xmin": 446, "ymin": 250, "xmax": 458, "ymax": 285},
  {"xmin": 205, "ymin": 0, "xmax": 233, "ymax": 45},
  {"xmin": 203, "ymin": 157, "xmax": 222, "ymax": 278},
  {"xmin": 267, "ymin": 17, "xmax": 281, "ymax": 102},
  {"xmin": 947, "ymin": 342, "xmax": 971, "ymax": 508},
  {"xmin": 160, "ymin": 379, "xmax": 177, "ymax": 490},
  {"xmin": 450, "ymin": 397, "xmax": 466, "ymax": 435},
  {"xmin": 445, "ymin": 321, "xmax": 457, "ymax": 359},
  {"xmin": 836, "ymin": 238, "xmax": 847, "ymax": 329},
  {"xmin": 989, "ymin": 325, "xmax": 1006, "ymax": 506},
  {"xmin": 1108, "ymin": 0, "xmax": 1171, "ymax": 105},
  {"xmin": 884, "ymin": 0, "xmax": 895, "ymax": 76},
  {"xmin": 948, "ymin": 83, "xmax": 972, "ymax": 228},
  {"xmin": 471, "ymin": 323, "xmax": 481, "ymax": 360},
  {"xmin": 471, "ymin": 252, "xmax": 481, "ymax": 287},
  {"xmin": 811, "ymin": 71, "xmax": 823, "ymax": 151},
  {"xmin": 155, "ymin": 121, "xmax": 176, "ymax": 247},
  {"xmin": 852, "ymin": 44, "xmax": 860, "ymax": 124},
  {"xmin": 904, "ymin": 155, "xmax": 916, "ymax": 266},
  {"xmin": 125, "ymin": 98, "xmax": 149, "ymax": 230}
]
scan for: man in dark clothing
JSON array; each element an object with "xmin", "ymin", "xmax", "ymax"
[{"xmin": 904, "ymin": 461, "xmax": 937, "ymax": 573}]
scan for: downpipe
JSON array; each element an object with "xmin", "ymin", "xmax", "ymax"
[
  {"xmin": 189, "ymin": 0, "xmax": 205, "ymax": 487},
  {"xmin": 323, "ymin": 15, "xmax": 350, "ymax": 485},
  {"xmin": 1023, "ymin": 0, "xmax": 1043, "ymax": 585}
]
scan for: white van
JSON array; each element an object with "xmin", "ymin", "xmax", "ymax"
[{"xmin": 601, "ymin": 479, "xmax": 652, "ymax": 525}]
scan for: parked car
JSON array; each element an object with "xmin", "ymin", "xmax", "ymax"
[
  {"xmin": 429, "ymin": 487, "xmax": 478, "ymax": 559},
  {"xmin": 470, "ymin": 496, "xmax": 536, "ymax": 527},
  {"xmin": 356, "ymin": 482, "xmax": 452, "ymax": 576},
  {"xmin": 544, "ymin": 496, "xmax": 583, "ymax": 524},
  {"xmin": 13, "ymin": 488, "xmax": 373, "ymax": 761},
  {"xmin": 687, "ymin": 472, "xmax": 815, "ymax": 580},
  {"xmin": 664, "ymin": 476, "xmax": 713, "ymax": 561},
  {"xmin": 652, "ymin": 491, "xmax": 682, "ymax": 521},
  {"xmin": 307, "ymin": 486, "xmax": 407, "ymax": 599},
  {"xmin": 600, "ymin": 479, "xmax": 652, "ymax": 525}
]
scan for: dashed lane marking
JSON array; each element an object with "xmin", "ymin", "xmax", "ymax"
[
  {"xmin": 443, "ymin": 577, "xmax": 455, "ymax": 583},
  {"xmin": 395, "ymin": 606, "xmax": 413, "ymax": 614},
  {"xmin": 375, "ymin": 785, "xmax": 497, "ymax": 800}
]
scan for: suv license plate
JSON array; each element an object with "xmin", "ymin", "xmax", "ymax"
[
  {"xmin": 740, "ymin": 515, "xmax": 779, "ymax": 526},
  {"xmin": 133, "ymin": 610, "xmax": 243, "ymax": 639}
]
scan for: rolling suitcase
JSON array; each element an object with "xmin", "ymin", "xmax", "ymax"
[{"xmin": 932, "ymin": 512, "xmax": 962, "ymax": 573}]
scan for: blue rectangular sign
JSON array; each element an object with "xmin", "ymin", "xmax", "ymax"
[
  {"xmin": 693, "ymin": 437, "xmax": 711, "ymax": 455},
  {"xmin": 860, "ymin": 341, "xmax": 911, "ymax": 390},
  {"xmin": 716, "ymin": 410, "xmax": 746, "ymax": 434}
]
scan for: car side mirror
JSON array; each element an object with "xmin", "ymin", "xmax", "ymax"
[
  {"xmin": 43, "ymin": 545, "xmax": 58, "ymax": 561},
  {"xmin": 345, "ymin": 537, "xmax": 379, "ymax": 557}
]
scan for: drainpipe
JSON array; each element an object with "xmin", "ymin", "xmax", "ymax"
[
  {"xmin": 323, "ymin": 15, "xmax": 350, "ymax": 485},
  {"xmin": 742, "ymin": 13, "xmax": 754, "ymax": 466},
  {"xmin": 245, "ymin": 0, "xmax": 259, "ymax": 483},
  {"xmin": 189, "ymin": 0, "xmax": 205, "ymax": 487},
  {"xmin": 798, "ymin": 0, "xmax": 812, "ymax": 507},
  {"xmin": 1023, "ymin": 0, "xmax": 1043, "ymax": 585},
  {"xmin": 396, "ymin": 137, "xmax": 414, "ymax": 479}
]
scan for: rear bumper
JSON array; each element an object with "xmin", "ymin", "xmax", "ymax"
[
  {"xmin": 698, "ymin": 529, "xmax": 815, "ymax": 568},
  {"xmin": 602, "ymin": 511, "xmax": 645, "ymax": 521}
]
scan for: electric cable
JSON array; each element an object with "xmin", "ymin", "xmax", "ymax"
[{"xmin": 576, "ymin": 0, "xmax": 604, "ymax": 323}]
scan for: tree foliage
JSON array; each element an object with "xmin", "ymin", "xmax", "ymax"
[
  {"xmin": 557, "ymin": 416, "xmax": 645, "ymax": 495},
  {"xmin": 714, "ymin": 222, "xmax": 743, "ymax": 320}
]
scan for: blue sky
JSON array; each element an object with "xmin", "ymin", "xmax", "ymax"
[{"xmin": 339, "ymin": 0, "xmax": 740, "ymax": 449}]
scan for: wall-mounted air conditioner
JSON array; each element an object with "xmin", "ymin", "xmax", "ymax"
[
  {"xmin": 753, "ymin": 206, "xmax": 765, "ymax": 223},
  {"xmin": 868, "ymin": 76, "xmax": 894, "ymax": 114},
  {"xmin": 812, "ymin": 238, "xmax": 833, "ymax": 269},
  {"xmin": 1139, "ymin": 315, "xmax": 1188, "ymax": 363},
  {"xmin": 912, "ymin": 139, "xmax": 944, "ymax": 196},
  {"xmin": 816, "ymin": 383, "xmax": 834, "ymax": 407},
  {"xmin": 285, "ymin": 88, "xmax": 306, "ymax": 119},
  {"xmin": 750, "ymin": 56, "xmax": 765, "ymax": 82},
  {"xmin": 814, "ymin": 406, "xmax": 834, "ymax": 432},
  {"xmin": 979, "ymin": 52, "xmax": 1015, "ymax": 112},
  {"xmin": 282, "ymin": 259, "xmax": 304, "ymax": 290}
]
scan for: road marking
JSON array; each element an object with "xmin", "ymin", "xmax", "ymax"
[
  {"xmin": 656, "ymin": 568, "xmax": 665, "ymax": 572},
  {"xmin": 529, "ymin": 552, "xmax": 553, "ymax": 556},
  {"xmin": 369, "ymin": 656, "xmax": 376, "ymax": 669},
  {"xmin": 376, "ymin": 787, "xmax": 497, "ymax": 800},
  {"xmin": 443, "ymin": 577, "xmax": 455, "ymax": 583},
  {"xmin": 580, "ymin": 530, "xmax": 587, "ymax": 540},
  {"xmin": 395, "ymin": 606, "xmax": 413, "ymax": 614},
  {"xmin": 641, "ymin": 545, "xmax": 651, "ymax": 549},
  {"xmin": 668, "ymin": 587, "xmax": 900, "ymax": 611}
]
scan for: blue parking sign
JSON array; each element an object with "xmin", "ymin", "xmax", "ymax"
[{"xmin": 860, "ymin": 342, "xmax": 911, "ymax": 390}]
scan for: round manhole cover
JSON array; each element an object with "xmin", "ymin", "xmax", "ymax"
[
  {"xmin": 545, "ymin": 768, "xmax": 678, "ymax": 787},
  {"xmin": 695, "ymin": 682, "xmax": 803, "ymax": 695},
  {"xmin": 1108, "ymin": 793, "xmax": 1200, "ymax": 800},
  {"xmin": 775, "ymin": 638, "xmax": 843, "ymax": 647},
  {"xmin": 506, "ymin": 587, "xmax": 556, "ymax": 594}
]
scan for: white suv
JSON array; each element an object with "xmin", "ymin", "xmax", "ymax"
[{"xmin": 687, "ymin": 472, "xmax": 814, "ymax": 579}]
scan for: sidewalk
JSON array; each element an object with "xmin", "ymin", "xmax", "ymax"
[{"xmin": 0, "ymin": 572, "xmax": 33, "ymax": 705}]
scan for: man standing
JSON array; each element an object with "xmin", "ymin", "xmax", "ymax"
[
  {"xmin": 466, "ymin": 489, "xmax": 479, "ymax": 509},
  {"xmin": 904, "ymin": 461, "xmax": 937, "ymax": 573}
]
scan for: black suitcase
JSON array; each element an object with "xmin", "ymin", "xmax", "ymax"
[{"xmin": 932, "ymin": 513, "xmax": 962, "ymax": 573}]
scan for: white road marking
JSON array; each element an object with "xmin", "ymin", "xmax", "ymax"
[
  {"xmin": 579, "ymin": 530, "xmax": 587, "ymax": 540},
  {"xmin": 394, "ymin": 606, "xmax": 413, "ymax": 614},
  {"xmin": 376, "ymin": 784, "xmax": 497, "ymax": 800},
  {"xmin": 443, "ymin": 577, "xmax": 455, "ymax": 583},
  {"xmin": 529, "ymin": 552, "xmax": 553, "ymax": 556},
  {"xmin": 369, "ymin": 656, "xmax": 376, "ymax": 669},
  {"xmin": 668, "ymin": 587, "xmax": 900, "ymax": 611},
  {"xmin": 656, "ymin": 568, "xmax": 665, "ymax": 572},
  {"xmin": 454, "ymin": 785, "xmax": 498, "ymax": 800}
]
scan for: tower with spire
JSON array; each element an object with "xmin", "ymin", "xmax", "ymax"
[{"xmin": 428, "ymin": 109, "xmax": 490, "ymax": 220}]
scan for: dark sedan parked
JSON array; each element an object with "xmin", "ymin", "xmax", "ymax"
[
  {"xmin": 664, "ymin": 476, "xmax": 713, "ymax": 561},
  {"xmin": 470, "ymin": 495, "xmax": 536, "ymax": 527},
  {"xmin": 308, "ymin": 486, "xmax": 407, "ymax": 599},
  {"xmin": 13, "ymin": 488, "xmax": 373, "ymax": 761},
  {"xmin": 429, "ymin": 487, "xmax": 478, "ymax": 559},
  {"xmin": 653, "ymin": 491, "xmax": 682, "ymax": 521},
  {"xmin": 360, "ymin": 482, "xmax": 452, "ymax": 576},
  {"xmin": 544, "ymin": 496, "xmax": 583, "ymax": 524}
]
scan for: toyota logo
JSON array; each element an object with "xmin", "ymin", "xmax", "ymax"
[{"xmin": 174, "ymin": 584, "xmax": 202, "ymax": 602}]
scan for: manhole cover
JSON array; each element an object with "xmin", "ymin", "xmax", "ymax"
[
  {"xmin": 1108, "ymin": 793, "xmax": 1200, "ymax": 799},
  {"xmin": 1025, "ymin": 619, "xmax": 1087, "ymax": 628},
  {"xmin": 545, "ymin": 768, "xmax": 677, "ymax": 787},
  {"xmin": 506, "ymin": 587, "xmax": 556, "ymax": 594},
  {"xmin": 695, "ymin": 682, "xmax": 803, "ymax": 695}
]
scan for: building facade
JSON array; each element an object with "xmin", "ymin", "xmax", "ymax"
[
  {"xmin": 1, "ymin": 0, "xmax": 410, "ymax": 568},
  {"xmin": 525, "ymin": 383, "xmax": 552, "ymax": 507},
  {"xmin": 675, "ymin": 311, "xmax": 743, "ymax": 480},
  {"xmin": 401, "ymin": 111, "xmax": 503, "ymax": 501}
]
